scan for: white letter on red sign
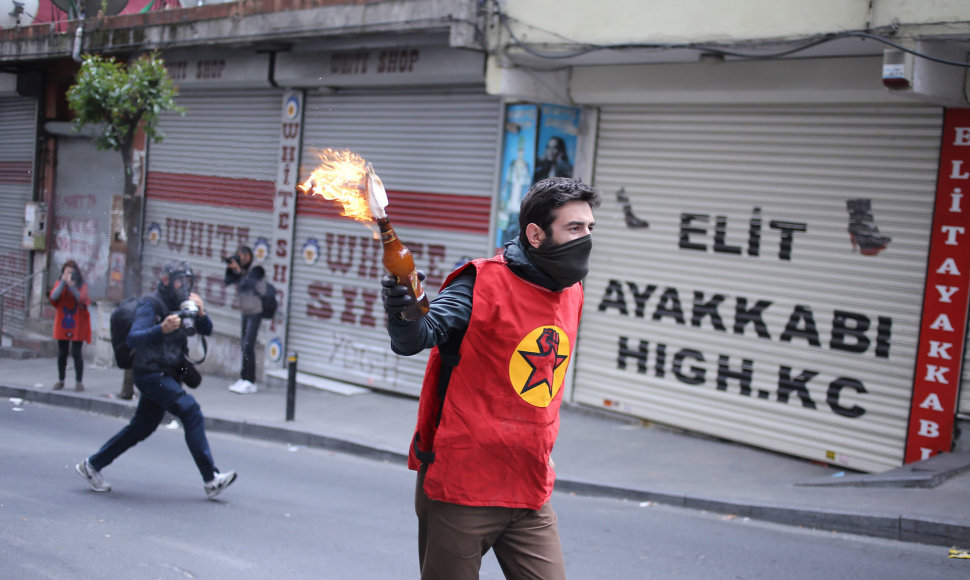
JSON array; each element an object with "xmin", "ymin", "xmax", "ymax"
[
  {"xmin": 924, "ymin": 364, "xmax": 949, "ymax": 383},
  {"xmin": 928, "ymin": 340, "xmax": 953, "ymax": 359},
  {"xmin": 929, "ymin": 314, "xmax": 955, "ymax": 332},
  {"xmin": 918, "ymin": 419, "xmax": 940, "ymax": 437},
  {"xmin": 936, "ymin": 258, "xmax": 961, "ymax": 275},
  {"xmin": 941, "ymin": 225, "xmax": 966, "ymax": 245},
  {"xmin": 954, "ymin": 128, "xmax": 970, "ymax": 145},
  {"xmin": 952, "ymin": 160, "xmax": 970, "ymax": 179},
  {"xmin": 919, "ymin": 392, "xmax": 944, "ymax": 411},
  {"xmin": 935, "ymin": 285, "xmax": 959, "ymax": 303}
]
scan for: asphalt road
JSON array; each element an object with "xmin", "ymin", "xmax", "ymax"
[{"xmin": 2, "ymin": 401, "xmax": 966, "ymax": 579}]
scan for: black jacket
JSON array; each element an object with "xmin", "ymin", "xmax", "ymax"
[
  {"xmin": 128, "ymin": 291, "xmax": 213, "ymax": 376},
  {"xmin": 387, "ymin": 238, "xmax": 563, "ymax": 356}
]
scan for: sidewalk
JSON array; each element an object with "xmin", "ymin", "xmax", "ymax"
[{"xmin": 3, "ymin": 356, "xmax": 969, "ymax": 548}]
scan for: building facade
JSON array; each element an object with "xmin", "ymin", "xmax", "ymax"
[{"xmin": 1, "ymin": 0, "xmax": 969, "ymax": 472}]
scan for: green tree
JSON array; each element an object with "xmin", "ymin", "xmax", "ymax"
[
  {"xmin": 66, "ymin": 52, "xmax": 184, "ymax": 301},
  {"xmin": 67, "ymin": 52, "xmax": 184, "ymax": 197}
]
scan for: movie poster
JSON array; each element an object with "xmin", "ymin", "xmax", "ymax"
[
  {"xmin": 495, "ymin": 104, "xmax": 538, "ymax": 251},
  {"xmin": 533, "ymin": 104, "xmax": 581, "ymax": 182}
]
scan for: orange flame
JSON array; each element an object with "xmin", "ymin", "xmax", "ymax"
[{"xmin": 298, "ymin": 149, "xmax": 373, "ymax": 224}]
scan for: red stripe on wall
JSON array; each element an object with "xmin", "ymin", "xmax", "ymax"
[
  {"xmin": 0, "ymin": 161, "xmax": 32, "ymax": 185},
  {"xmin": 297, "ymin": 189, "xmax": 491, "ymax": 235},
  {"xmin": 146, "ymin": 171, "xmax": 275, "ymax": 211}
]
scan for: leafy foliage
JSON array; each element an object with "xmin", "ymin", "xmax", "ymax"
[{"xmin": 67, "ymin": 52, "xmax": 184, "ymax": 154}]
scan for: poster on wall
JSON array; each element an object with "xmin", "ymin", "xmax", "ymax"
[
  {"xmin": 494, "ymin": 103, "xmax": 582, "ymax": 252},
  {"xmin": 534, "ymin": 104, "xmax": 580, "ymax": 182},
  {"xmin": 495, "ymin": 104, "xmax": 537, "ymax": 251}
]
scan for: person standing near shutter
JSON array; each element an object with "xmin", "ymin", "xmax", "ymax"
[
  {"xmin": 381, "ymin": 178, "xmax": 601, "ymax": 580},
  {"xmin": 223, "ymin": 245, "xmax": 265, "ymax": 394},
  {"xmin": 49, "ymin": 260, "xmax": 92, "ymax": 392}
]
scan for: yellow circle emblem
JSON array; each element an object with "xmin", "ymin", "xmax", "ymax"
[{"xmin": 508, "ymin": 326, "xmax": 571, "ymax": 408}]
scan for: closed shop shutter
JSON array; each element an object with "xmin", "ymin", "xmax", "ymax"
[
  {"xmin": 577, "ymin": 103, "xmax": 943, "ymax": 472},
  {"xmin": 50, "ymin": 137, "xmax": 123, "ymax": 300},
  {"xmin": 0, "ymin": 96, "xmax": 37, "ymax": 336},
  {"xmin": 144, "ymin": 88, "xmax": 281, "ymax": 338},
  {"xmin": 291, "ymin": 90, "xmax": 500, "ymax": 395}
]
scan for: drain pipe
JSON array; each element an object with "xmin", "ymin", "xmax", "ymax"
[{"xmin": 267, "ymin": 51, "xmax": 278, "ymax": 87}]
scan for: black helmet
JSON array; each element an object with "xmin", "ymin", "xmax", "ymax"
[{"xmin": 158, "ymin": 260, "xmax": 196, "ymax": 310}]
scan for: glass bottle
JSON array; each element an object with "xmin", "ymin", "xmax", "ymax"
[{"xmin": 378, "ymin": 216, "xmax": 430, "ymax": 320}]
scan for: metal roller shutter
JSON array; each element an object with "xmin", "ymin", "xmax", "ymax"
[
  {"xmin": 0, "ymin": 96, "xmax": 37, "ymax": 337},
  {"xmin": 144, "ymin": 88, "xmax": 281, "ymax": 339},
  {"xmin": 50, "ymin": 138, "xmax": 123, "ymax": 300},
  {"xmin": 291, "ymin": 91, "xmax": 500, "ymax": 395},
  {"xmin": 577, "ymin": 103, "xmax": 943, "ymax": 473}
]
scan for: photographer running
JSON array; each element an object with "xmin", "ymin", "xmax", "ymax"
[
  {"xmin": 75, "ymin": 260, "xmax": 237, "ymax": 499},
  {"xmin": 223, "ymin": 245, "xmax": 267, "ymax": 394}
]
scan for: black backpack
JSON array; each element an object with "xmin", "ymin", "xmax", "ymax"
[
  {"xmin": 110, "ymin": 296, "xmax": 156, "ymax": 369},
  {"xmin": 110, "ymin": 295, "xmax": 207, "ymax": 369},
  {"xmin": 261, "ymin": 282, "xmax": 278, "ymax": 319}
]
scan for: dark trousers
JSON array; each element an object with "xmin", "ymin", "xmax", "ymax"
[
  {"xmin": 415, "ymin": 467, "xmax": 566, "ymax": 580},
  {"xmin": 240, "ymin": 313, "xmax": 262, "ymax": 382},
  {"xmin": 57, "ymin": 340, "xmax": 84, "ymax": 382},
  {"xmin": 89, "ymin": 371, "xmax": 218, "ymax": 482}
]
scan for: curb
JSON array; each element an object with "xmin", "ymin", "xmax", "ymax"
[{"xmin": 5, "ymin": 384, "xmax": 969, "ymax": 548}]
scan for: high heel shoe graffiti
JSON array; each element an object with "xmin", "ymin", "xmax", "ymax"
[
  {"xmin": 846, "ymin": 198, "xmax": 891, "ymax": 256},
  {"xmin": 617, "ymin": 187, "xmax": 649, "ymax": 229}
]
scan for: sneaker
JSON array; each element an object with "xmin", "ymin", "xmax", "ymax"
[
  {"xmin": 229, "ymin": 380, "xmax": 257, "ymax": 394},
  {"xmin": 227, "ymin": 379, "xmax": 243, "ymax": 391},
  {"xmin": 75, "ymin": 459, "xmax": 111, "ymax": 492},
  {"xmin": 204, "ymin": 470, "xmax": 237, "ymax": 499},
  {"xmin": 52, "ymin": 381, "xmax": 64, "ymax": 391},
  {"xmin": 75, "ymin": 382, "xmax": 84, "ymax": 392}
]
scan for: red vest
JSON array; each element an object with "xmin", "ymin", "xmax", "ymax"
[{"xmin": 409, "ymin": 256, "xmax": 584, "ymax": 509}]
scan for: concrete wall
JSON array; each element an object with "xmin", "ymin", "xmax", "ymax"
[{"xmin": 496, "ymin": 0, "xmax": 969, "ymax": 46}]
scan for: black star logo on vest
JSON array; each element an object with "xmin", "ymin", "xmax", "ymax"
[{"xmin": 518, "ymin": 328, "xmax": 568, "ymax": 396}]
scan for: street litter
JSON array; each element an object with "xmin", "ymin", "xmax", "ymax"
[
  {"xmin": 949, "ymin": 548, "xmax": 970, "ymax": 559},
  {"xmin": 287, "ymin": 444, "xmax": 306, "ymax": 452},
  {"xmin": 9, "ymin": 398, "xmax": 24, "ymax": 405}
]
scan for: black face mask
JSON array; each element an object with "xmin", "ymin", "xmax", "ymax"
[
  {"xmin": 158, "ymin": 275, "xmax": 194, "ymax": 310},
  {"xmin": 528, "ymin": 234, "xmax": 592, "ymax": 288}
]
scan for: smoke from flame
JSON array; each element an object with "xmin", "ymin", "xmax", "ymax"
[{"xmin": 298, "ymin": 149, "xmax": 373, "ymax": 225}]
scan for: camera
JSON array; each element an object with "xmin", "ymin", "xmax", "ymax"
[
  {"xmin": 177, "ymin": 299, "xmax": 201, "ymax": 336},
  {"xmin": 222, "ymin": 254, "xmax": 241, "ymax": 265}
]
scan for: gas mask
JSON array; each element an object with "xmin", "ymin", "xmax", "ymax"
[
  {"xmin": 158, "ymin": 261, "xmax": 196, "ymax": 311},
  {"xmin": 527, "ymin": 234, "xmax": 592, "ymax": 288}
]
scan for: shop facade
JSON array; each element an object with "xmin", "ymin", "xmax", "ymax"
[
  {"xmin": 142, "ymin": 41, "xmax": 500, "ymax": 391},
  {"xmin": 565, "ymin": 56, "xmax": 964, "ymax": 472}
]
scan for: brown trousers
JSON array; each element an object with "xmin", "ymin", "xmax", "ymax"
[{"xmin": 415, "ymin": 467, "xmax": 567, "ymax": 580}]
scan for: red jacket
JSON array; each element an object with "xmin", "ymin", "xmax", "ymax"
[
  {"xmin": 49, "ymin": 281, "xmax": 92, "ymax": 343},
  {"xmin": 409, "ymin": 256, "xmax": 584, "ymax": 509}
]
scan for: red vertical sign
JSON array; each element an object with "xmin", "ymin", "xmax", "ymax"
[{"xmin": 906, "ymin": 108, "xmax": 970, "ymax": 463}]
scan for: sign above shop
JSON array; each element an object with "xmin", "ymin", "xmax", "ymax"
[
  {"xmin": 161, "ymin": 49, "xmax": 271, "ymax": 89},
  {"xmin": 274, "ymin": 45, "xmax": 485, "ymax": 88}
]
